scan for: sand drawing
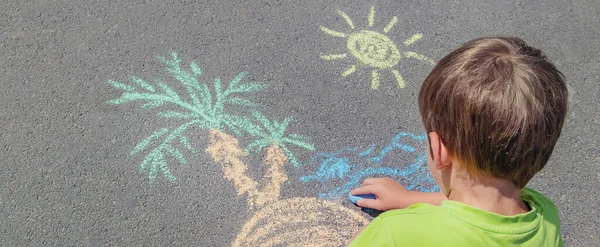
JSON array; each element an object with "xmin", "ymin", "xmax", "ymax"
[
  {"xmin": 320, "ymin": 6, "xmax": 436, "ymax": 89},
  {"xmin": 107, "ymin": 53, "xmax": 314, "ymax": 185},
  {"xmin": 107, "ymin": 53, "xmax": 367, "ymax": 246},
  {"xmin": 301, "ymin": 131, "xmax": 440, "ymax": 199}
]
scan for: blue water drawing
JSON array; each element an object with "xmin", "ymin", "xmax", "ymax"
[{"xmin": 300, "ymin": 132, "xmax": 440, "ymax": 199}]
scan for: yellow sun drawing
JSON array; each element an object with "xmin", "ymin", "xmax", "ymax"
[{"xmin": 320, "ymin": 6, "xmax": 435, "ymax": 89}]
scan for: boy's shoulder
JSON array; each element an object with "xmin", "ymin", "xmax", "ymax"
[
  {"xmin": 349, "ymin": 203, "xmax": 458, "ymax": 246},
  {"xmin": 374, "ymin": 187, "xmax": 560, "ymax": 223},
  {"xmin": 521, "ymin": 187, "xmax": 560, "ymax": 213},
  {"xmin": 375, "ymin": 201, "xmax": 445, "ymax": 222},
  {"xmin": 349, "ymin": 189, "xmax": 563, "ymax": 246},
  {"xmin": 521, "ymin": 187, "xmax": 562, "ymax": 232}
]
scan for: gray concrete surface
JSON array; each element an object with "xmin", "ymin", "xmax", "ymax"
[{"xmin": 1, "ymin": 0, "xmax": 599, "ymax": 246}]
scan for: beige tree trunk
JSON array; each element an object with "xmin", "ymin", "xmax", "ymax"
[
  {"xmin": 205, "ymin": 129, "xmax": 369, "ymax": 247},
  {"xmin": 205, "ymin": 129, "xmax": 288, "ymax": 209}
]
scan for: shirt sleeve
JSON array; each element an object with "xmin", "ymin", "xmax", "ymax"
[{"xmin": 348, "ymin": 218, "xmax": 393, "ymax": 247}]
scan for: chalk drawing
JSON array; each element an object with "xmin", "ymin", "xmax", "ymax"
[
  {"xmin": 301, "ymin": 131, "xmax": 440, "ymax": 199},
  {"xmin": 106, "ymin": 49, "xmax": 438, "ymax": 245},
  {"xmin": 204, "ymin": 130, "xmax": 435, "ymax": 246},
  {"xmin": 107, "ymin": 53, "xmax": 314, "ymax": 185},
  {"xmin": 233, "ymin": 198, "xmax": 368, "ymax": 246},
  {"xmin": 245, "ymin": 111, "xmax": 314, "ymax": 168},
  {"xmin": 107, "ymin": 53, "xmax": 361, "ymax": 246},
  {"xmin": 320, "ymin": 6, "xmax": 436, "ymax": 89},
  {"xmin": 207, "ymin": 129, "xmax": 368, "ymax": 246},
  {"xmin": 207, "ymin": 129, "xmax": 288, "ymax": 209}
]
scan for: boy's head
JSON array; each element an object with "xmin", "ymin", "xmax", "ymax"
[{"xmin": 419, "ymin": 36, "xmax": 568, "ymax": 189}]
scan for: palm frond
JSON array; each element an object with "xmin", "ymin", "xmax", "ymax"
[
  {"xmin": 198, "ymin": 83, "xmax": 213, "ymax": 109},
  {"xmin": 135, "ymin": 120, "xmax": 201, "ymax": 185},
  {"xmin": 244, "ymin": 139, "xmax": 271, "ymax": 154},
  {"xmin": 131, "ymin": 128, "xmax": 169, "ymax": 156},
  {"xmin": 189, "ymin": 62, "xmax": 202, "ymax": 76},
  {"xmin": 220, "ymin": 114, "xmax": 257, "ymax": 136},
  {"xmin": 252, "ymin": 111, "xmax": 273, "ymax": 132},
  {"xmin": 107, "ymin": 52, "xmax": 272, "ymax": 186},
  {"xmin": 282, "ymin": 136, "xmax": 315, "ymax": 151},
  {"xmin": 288, "ymin": 133, "xmax": 312, "ymax": 142},
  {"xmin": 166, "ymin": 147, "xmax": 187, "ymax": 165},
  {"xmin": 280, "ymin": 144, "xmax": 300, "ymax": 167},
  {"xmin": 225, "ymin": 97, "xmax": 258, "ymax": 107},
  {"xmin": 275, "ymin": 118, "xmax": 292, "ymax": 138},
  {"xmin": 214, "ymin": 77, "xmax": 223, "ymax": 98},
  {"xmin": 130, "ymin": 76, "xmax": 156, "ymax": 92},
  {"xmin": 107, "ymin": 79, "xmax": 135, "ymax": 91},
  {"xmin": 157, "ymin": 111, "xmax": 197, "ymax": 119},
  {"xmin": 245, "ymin": 111, "xmax": 315, "ymax": 166},
  {"xmin": 225, "ymin": 72, "xmax": 247, "ymax": 93},
  {"xmin": 179, "ymin": 135, "xmax": 193, "ymax": 150},
  {"xmin": 106, "ymin": 93, "xmax": 139, "ymax": 105},
  {"xmin": 156, "ymin": 81, "xmax": 181, "ymax": 101},
  {"xmin": 226, "ymin": 83, "xmax": 268, "ymax": 96},
  {"xmin": 187, "ymin": 90, "xmax": 202, "ymax": 107},
  {"xmin": 141, "ymin": 101, "xmax": 163, "ymax": 109},
  {"xmin": 140, "ymin": 149, "xmax": 176, "ymax": 186}
]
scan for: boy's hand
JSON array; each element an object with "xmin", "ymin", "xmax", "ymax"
[
  {"xmin": 351, "ymin": 177, "xmax": 448, "ymax": 211},
  {"xmin": 350, "ymin": 178, "xmax": 412, "ymax": 211}
]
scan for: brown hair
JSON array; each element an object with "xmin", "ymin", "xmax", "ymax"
[{"xmin": 419, "ymin": 37, "xmax": 568, "ymax": 188}]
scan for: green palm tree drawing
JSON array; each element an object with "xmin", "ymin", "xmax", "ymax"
[
  {"xmin": 107, "ymin": 52, "xmax": 314, "ymax": 185},
  {"xmin": 245, "ymin": 111, "xmax": 315, "ymax": 166}
]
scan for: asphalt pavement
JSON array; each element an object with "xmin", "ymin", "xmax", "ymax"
[{"xmin": 1, "ymin": 0, "xmax": 599, "ymax": 246}]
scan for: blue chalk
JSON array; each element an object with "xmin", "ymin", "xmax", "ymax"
[{"xmin": 348, "ymin": 192, "xmax": 376, "ymax": 204}]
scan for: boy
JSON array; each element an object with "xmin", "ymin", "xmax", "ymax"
[{"xmin": 348, "ymin": 36, "xmax": 567, "ymax": 246}]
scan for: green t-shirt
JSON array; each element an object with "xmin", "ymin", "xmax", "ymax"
[{"xmin": 349, "ymin": 188, "xmax": 563, "ymax": 246}]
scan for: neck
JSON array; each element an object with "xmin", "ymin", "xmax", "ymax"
[{"xmin": 447, "ymin": 177, "xmax": 530, "ymax": 216}]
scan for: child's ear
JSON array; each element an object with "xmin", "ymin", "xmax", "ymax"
[{"xmin": 428, "ymin": 132, "xmax": 452, "ymax": 170}]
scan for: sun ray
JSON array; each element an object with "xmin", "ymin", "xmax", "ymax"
[
  {"xmin": 383, "ymin": 16, "xmax": 398, "ymax": 34},
  {"xmin": 368, "ymin": 6, "xmax": 375, "ymax": 27},
  {"xmin": 320, "ymin": 54, "xmax": 347, "ymax": 60},
  {"xmin": 403, "ymin": 51, "xmax": 436, "ymax": 65},
  {"xmin": 342, "ymin": 65, "xmax": 356, "ymax": 77},
  {"xmin": 402, "ymin": 33, "xmax": 423, "ymax": 46},
  {"xmin": 320, "ymin": 26, "xmax": 347, "ymax": 38},
  {"xmin": 371, "ymin": 70, "xmax": 380, "ymax": 89},
  {"xmin": 336, "ymin": 10, "xmax": 355, "ymax": 29},
  {"xmin": 391, "ymin": 69, "xmax": 406, "ymax": 88}
]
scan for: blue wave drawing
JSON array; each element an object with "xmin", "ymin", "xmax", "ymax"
[{"xmin": 300, "ymin": 132, "xmax": 440, "ymax": 199}]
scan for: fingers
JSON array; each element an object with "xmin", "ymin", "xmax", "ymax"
[
  {"xmin": 361, "ymin": 177, "xmax": 380, "ymax": 186},
  {"xmin": 350, "ymin": 184, "xmax": 375, "ymax": 195},
  {"xmin": 361, "ymin": 177, "xmax": 396, "ymax": 186},
  {"xmin": 356, "ymin": 198, "xmax": 380, "ymax": 209}
]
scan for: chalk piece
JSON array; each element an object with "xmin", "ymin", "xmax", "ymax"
[
  {"xmin": 349, "ymin": 192, "xmax": 383, "ymax": 217},
  {"xmin": 348, "ymin": 192, "xmax": 376, "ymax": 204}
]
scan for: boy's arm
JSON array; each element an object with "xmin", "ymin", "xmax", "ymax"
[{"xmin": 351, "ymin": 178, "xmax": 447, "ymax": 210}]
